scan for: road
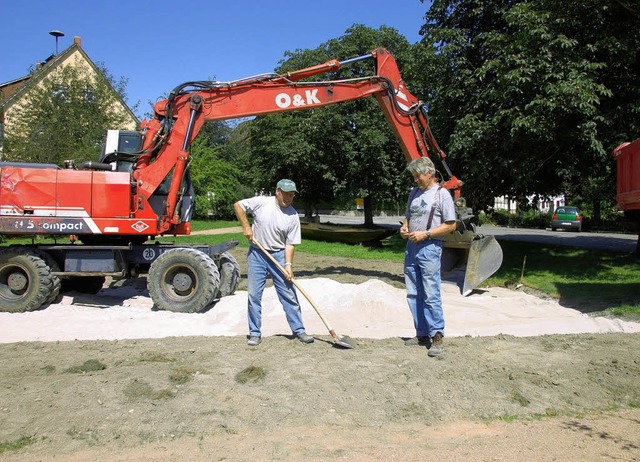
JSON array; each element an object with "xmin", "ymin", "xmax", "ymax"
[{"xmin": 312, "ymin": 214, "xmax": 638, "ymax": 253}]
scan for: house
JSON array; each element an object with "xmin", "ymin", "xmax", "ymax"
[
  {"xmin": 0, "ymin": 36, "xmax": 138, "ymax": 158},
  {"xmin": 493, "ymin": 195, "xmax": 566, "ymax": 214}
]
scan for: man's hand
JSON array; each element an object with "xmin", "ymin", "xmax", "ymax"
[
  {"xmin": 284, "ymin": 265, "xmax": 293, "ymax": 281},
  {"xmin": 242, "ymin": 226, "xmax": 253, "ymax": 242}
]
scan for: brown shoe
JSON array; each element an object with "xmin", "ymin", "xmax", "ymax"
[{"xmin": 428, "ymin": 332, "xmax": 444, "ymax": 357}]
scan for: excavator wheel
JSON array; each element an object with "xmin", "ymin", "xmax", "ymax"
[
  {"xmin": 217, "ymin": 251, "xmax": 240, "ymax": 298},
  {"xmin": 34, "ymin": 250, "xmax": 62, "ymax": 306},
  {"xmin": 147, "ymin": 247, "xmax": 220, "ymax": 313},
  {"xmin": 0, "ymin": 248, "xmax": 54, "ymax": 312}
]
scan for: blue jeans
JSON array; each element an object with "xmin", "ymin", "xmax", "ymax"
[
  {"xmin": 404, "ymin": 240, "xmax": 445, "ymax": 338},
  {"xmin": 246, "ymin": 246, "xmax": 305, "ymax": 337}
]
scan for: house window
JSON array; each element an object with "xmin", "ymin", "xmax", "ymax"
[
  {"xmin": 83, "ymin": 87, "xmax": 95, "ymax": 105},
  {"xmin": 52, "ymin": 84, "xmax": 68, "ymax": 101}
]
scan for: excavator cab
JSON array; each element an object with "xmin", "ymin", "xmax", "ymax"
[{"xmin": 100, "ymin": 130, "xmax": 196, "ymax": 224}]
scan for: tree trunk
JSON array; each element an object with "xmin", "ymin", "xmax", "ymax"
[
  {"xmin": 635, "ymin": 220, "xmax": 640, "ymax": 257},
  {"xmin": 363, "ymin": 196, "xmax": 374, "ymax": 227},
  {"xmin": 592, "ymin": 200, "xmax": 601, "ymax": 225}
]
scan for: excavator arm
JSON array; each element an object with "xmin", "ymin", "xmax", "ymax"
[{"xmin": 132, "ymin": 48, "xmax": 461, "ymax": 231}]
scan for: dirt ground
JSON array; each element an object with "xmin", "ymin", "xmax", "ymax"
[{"xmin": 1, "ymin": 248, "xmax": 639, "ymax": 461}]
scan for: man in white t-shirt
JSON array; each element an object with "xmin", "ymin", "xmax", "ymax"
[{"xmin": 234, "ymin": 179, "xmax": 314, "ymax": 347}]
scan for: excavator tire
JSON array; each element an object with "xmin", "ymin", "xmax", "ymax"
[
  {"xmin": 147, "ymin": 247, "xmax": 220, "ymax": 313},
  {"xmin": 0, "ymin": 248, "xmax": 53, "ymax": 312},
  {"xmin": 34, "ymin": 249, "xmax": 62, "ymax": 306},
  {"xmin": 217, "ymin": 251, "xmax": 240, "ymax": 298}
]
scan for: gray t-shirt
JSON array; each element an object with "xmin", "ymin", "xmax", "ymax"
[
  {"xmin": 404, "ymin": 185, "xmax": 456, "ymax": 239},
  {"xmin": 237, "ymin": 196, "xmax": 301, "ymax": 251}
]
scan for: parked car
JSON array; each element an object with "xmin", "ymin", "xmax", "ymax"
[{"xmin": 551, "ymin": 206, "xmax": 582, "ymax": 232}]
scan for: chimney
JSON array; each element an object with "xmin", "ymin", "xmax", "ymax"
[{"xmin": 74, "ymin": 36, "xmax": 81, "ymax": 48}]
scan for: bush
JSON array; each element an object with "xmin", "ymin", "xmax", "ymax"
[{"xmin": 485, "ymin": 209, "xmax": 550, "ymax": 229}]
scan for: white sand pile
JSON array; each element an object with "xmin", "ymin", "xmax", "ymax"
[{"xmin": 1, "ymin": 278, "xmax": 638, "ymax": 344}]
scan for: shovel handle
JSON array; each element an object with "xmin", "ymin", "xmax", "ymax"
[{"xmin": 250, "ymin": 239, "xmax": 337, "ymax": 335}]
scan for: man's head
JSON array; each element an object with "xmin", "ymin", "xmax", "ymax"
[
  {"xmin": 276, "ymin": 178, "xmax": 297, "ymax": 208},
  {"xmin": 407, "ymin": 157, "xmax": 435, "ymax": 176},
  {"xmin": 276, "ymin": 179, "xmax": 298, "ymax": 193},
  {"xmin": 407, "ymin": 157, "xmax": 437, "ymax": 190}
]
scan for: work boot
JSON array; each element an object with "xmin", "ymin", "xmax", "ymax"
[
  {"xmin": 404, "ymin": 336, "xmax": 430, "ymax": 346},
  {"xmin": 297, "ymin": 332, "xmax": 314, "ymax": 344},
  {"xmin": 428, "ymin": 332, "xmax": 444, "ymax": 357},
  {"xmin": 247, "ymin": 336, "xmax": 261, "ymax": 347}
]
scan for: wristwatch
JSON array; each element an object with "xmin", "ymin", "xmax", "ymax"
[{"xmin": 427, "ymin": 230, "xmax": 432, "ymax": 240}]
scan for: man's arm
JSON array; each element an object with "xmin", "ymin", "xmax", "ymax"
[
  {"xmin": 283, "ymin": 244, "xmax": 296, "ymax": 281},
  {"xmin": 234, "ymin": 201, "xmax": 253, "ymax": 242}
]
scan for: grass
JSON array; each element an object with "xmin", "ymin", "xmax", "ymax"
[
  {"xmin": 63, "ymin": 359, "xmax": 106, "ymax": 374},
  {"xmin": 0, "ymin": 436, "xmax": 34, "ymax": 454},
  {"xmin": 235, "ymin": 365, "xmax": 266, "ymax": 384}
]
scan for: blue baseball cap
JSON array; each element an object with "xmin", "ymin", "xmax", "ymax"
[{"xmin": 277, "ymin": 179, "xmax": 298, "ymax": 192}]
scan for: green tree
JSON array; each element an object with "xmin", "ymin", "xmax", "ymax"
[
  {"xmin": 249, "ymin": 24, "xmax": 414, "ymax": 224},
  {"xmin": 2, "ymin": 64, "xmax": 134, "ymax": 165},
  {"xmin": 189, "ymin": 121, "xmax": 254, "ymax": 219},
  {"xmin": 414, "ymin": 0, "xmax": 640, "ymax": 216}
]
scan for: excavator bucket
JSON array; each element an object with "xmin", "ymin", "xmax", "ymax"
[{"xmin": 441, "ymin": 230, "xmax": 503, "ymax": 296}]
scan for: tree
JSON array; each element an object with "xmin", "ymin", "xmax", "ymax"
[
  {"xmin": 413, "ymin": 0, "xmax": 640, "ymax": 215},
  {"xmin": 189, "ymin": 121, "xmax": 255, "ymax": 220},
  {"xmin": 2, "ymin": 64, "xmax": 134, "ymax": 165},
  {"xmin": 249, "ymin": 25, "xmax": 415, "ymax": 225}
]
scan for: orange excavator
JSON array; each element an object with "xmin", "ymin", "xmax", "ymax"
[{"xmin": 0, "ymin": 48, "xmax": 502, "ymax": 313}]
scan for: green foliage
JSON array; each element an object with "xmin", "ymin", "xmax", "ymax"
[
  {"xmin": 2, "ymin": 64, "xmax": 134, "ymax": 165},
  {"xmin": 0, "ymin": 436, "xmax": 34, "ymax": 454},
  {"xmin": 189, "ymin": 132, "xmax": 253, "ymax": 220},
  {"xmin": 414, "ymin": 0, "xmax": 640, "ymax": 214},
  {"xmin": 486, "ymin": 209, "xmax": 550, "ymax": 229}
]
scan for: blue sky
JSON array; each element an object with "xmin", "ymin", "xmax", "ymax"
[{"xmin": 1, "ymin": 0, "xmax": 429, "ymax": 119}]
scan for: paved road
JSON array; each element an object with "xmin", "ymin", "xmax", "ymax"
[
  {"xmin": 313, "ymin": 214, "xmax": 638, "ymax": 253},
  {"xmin": 479, "ymin": 225, "xmax": 638, "ymax": 253}
]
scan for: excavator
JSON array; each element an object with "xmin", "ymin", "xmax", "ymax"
[{"xmin": 0, "ymin": 48, "xmax": 502, "ymax": 313}]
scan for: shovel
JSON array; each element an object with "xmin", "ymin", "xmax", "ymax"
[{"xmin": 251, "ymin": 239, "xmax": 357, "ymax": 349}]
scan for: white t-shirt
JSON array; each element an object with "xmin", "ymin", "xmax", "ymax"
[
  {"xmin": 404, "ymin": 185, "xmax": 456, "ymax": 239},
  {"xmin": 237, "ymin": 196, "xmax": 301, "ymax": 251}
]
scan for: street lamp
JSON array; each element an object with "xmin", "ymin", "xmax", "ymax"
[{"xmin": 49, "ymin": 30, "xmax": 64, "ymax": 55}]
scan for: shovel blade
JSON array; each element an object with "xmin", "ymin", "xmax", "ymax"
[{"xmin": 441, "ymin": 231, "xmax": 503, "ymax": 296}]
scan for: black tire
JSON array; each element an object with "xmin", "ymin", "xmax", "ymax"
[
  {"xmin": 147, "ymin": 248, "xmax": 220, "ymax": 313},
  {"xmin": 217, "ymin": 251, "xmax": 240, "ymax": 298},
  {"xmin": 0, "ymin": 248, "xmax": 53, "ymax": 312},
  {"xmin": 35, "ymin": 250, "xmax": 62, "ymax": 306}
]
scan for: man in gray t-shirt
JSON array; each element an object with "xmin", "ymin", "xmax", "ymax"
[
  {"xmin": 234, "ymin": 179, "xmax": 314, "ymax": 347},
  {"xmin": 400, "ymin": 158, "xmax": 456, "ymax": 357}
]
